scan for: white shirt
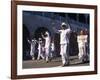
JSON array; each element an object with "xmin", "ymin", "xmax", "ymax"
[
  {"xmin": 30, "ymin": 40, "xmax": 36, "ymax": 51},
  {"xmin": 44, "ymin": 32, "xmax": 51, "ymax": 48},
  {"xmin": 38, "ymin": 41, "xmax": 42, "ymax": 50},
  {"xmin": 77, "ymin": 35, "xmax": 88, "ymax": 47},
  {"xmin": 45, "ymin": 36, "xmax": 51, "ymax": 48},
  {"xmin": 51, "ymin": 43, "xmax": 55, "ymax": 51},
  {"xmin": 59, "ymin": 28, "xmax": 70, "ymax": 44}
]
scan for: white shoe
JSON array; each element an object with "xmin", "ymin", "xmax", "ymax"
[{"xmin": 32, "ymin": 57, "xmax": 35, "ymax": 60}]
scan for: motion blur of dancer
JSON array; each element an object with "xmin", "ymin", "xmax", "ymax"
[
  {"xmin": 41, "ymin": 31, "xmax": 51, "ymax": 63},
  {"xmin": 77, "ymin": 30, "xmax": 88, "ymax": 63}
]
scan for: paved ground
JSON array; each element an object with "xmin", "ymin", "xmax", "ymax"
[{"xmin": 23, "ymin": 56, "xmax": 89, "ymax": 69}]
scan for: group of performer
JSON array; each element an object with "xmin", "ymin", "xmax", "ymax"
[
  {"xmin": 28, "ymin": 31, "xmax": 54, "ymax": 63},
  {"xmin": 27, "ymin": 22, "xmax": 89, "ymax": 67}
]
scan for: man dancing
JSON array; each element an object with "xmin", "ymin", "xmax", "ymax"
[
  {"xmin": 41, "ymin": 31, "xmax": 51, "ymax": 63},
  {"xmin": 53, "ymin": 22, "xmax": 71, "ymax": 66}
]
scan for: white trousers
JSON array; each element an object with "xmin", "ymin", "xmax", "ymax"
[
  {"xmin": 30, "ymin": 47, "xmax": 35, "ymax": 58},
  {"xmin": 78, "ymin": 44, "xmax": 86, "ymax": 61},
  {"xmin": 45, "ymin": 47, "xmax": 50, "ymax": 62},
  {"xmin": 37, "ymin": 48, "xmax": 44, "ymax": 60},
  {"xmin": 60, "ymin": 44, "xmax": 69, "ymax": 65}
]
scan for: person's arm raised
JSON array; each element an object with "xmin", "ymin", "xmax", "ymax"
[
  {"xmin": 52, "ymin": 26, "xmax": 61, "ymax": 33},
  {"xmin": 41, "ymin": 33, "xmax": 45, "ymax": 39},
  {"xmin": 27, "ymin": 39, "xmax": 31, "ymax": 44}
]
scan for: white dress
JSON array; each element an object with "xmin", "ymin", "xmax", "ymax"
[{"xmin": 77, "ymin": 35, "xmax": 88, "ymax": 61}]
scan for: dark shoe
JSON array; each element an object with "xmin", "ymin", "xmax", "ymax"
[
  {"xmin": 62, "ymin": 64, "xmax": 65, "ymax": 67},
  {"xmin": 61, "ymin": 64, "xmax": 67, "ymax": 67},
  {"xmin": 46, "ymin": 61, "xmax": 49, "ymax": 63},
  {"xmin": 62, "ymin": 63, "xmax": 69, "ymax": 67}
]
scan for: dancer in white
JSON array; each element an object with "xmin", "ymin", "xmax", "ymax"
[
  {"xmin": 41, "ymin": 31, "xmax": 51, "ymax": 63},
  {"xmin": 37, "ymin": 38, "xmax": 45, "ymax": 60},
  {"xmin": 28, "ymin": 39, "xmax": 37, "ymax": 60},
  {"xmin": 53, "ymin": 22, "xmax": 71, "ymax": 66},
  {"xmin": 50, "ymin": 39, "xmax": 55, "ymax": 58},
  {"xmin": 77, "ymin": 30, "xmax": 88, "ymax": 63}
]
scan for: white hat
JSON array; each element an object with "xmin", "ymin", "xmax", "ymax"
[
  {"xmin": 39, "ymin": 38, "xmax": 42, "ymax": 40},
  {"xmin": 61, "ymin": 22, "xmax": 66, "ymax": 26},
  {"xmin": 32, "ymin": 39, "xmax": 34, "ymax": 41},
  {"xmin": 45, "ymin": 31, "xmax": 49, "ymax": 35}
]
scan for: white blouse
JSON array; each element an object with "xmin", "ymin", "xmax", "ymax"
[
  {"xmin": 77, "ymin": 35, "xmax": 88, "ymax": 47},
  {"xmin": 59, "ymin": 29, "xmax": 70, "ymax": 44}
]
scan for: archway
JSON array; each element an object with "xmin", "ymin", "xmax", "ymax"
[
  {"xmin": 34, "ymin": 27, "xmax": 61, "ymax": 57},
  {"xmin": 34, "ymin": 27, "xmax": 51, "ymax": 40},
  {"xmin": 33, "ymin": 27, "xmax": 51, "ymax": 58}
]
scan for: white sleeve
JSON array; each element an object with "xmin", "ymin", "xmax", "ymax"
[
  {"xmin": 65, "ymin": 28, "xmax": 70, "ymax": 33},
  {"xmin": 58, "ymin": 30, "xmax": 62, "ymax": 33},
  {"xmin": 28, "ymin": 40, "xmax": 31, "ymax": 44},
  {"xmin": 77, "ymin": 36, "xmax": 81, "ymax": 43},
  {"xmin": 52, "ymin": 26, "xmax": 61, "ymax": 33},
  {"xmin": 77, "ymin": 36, "xmax": 79, "ymax": 42},
  {"xmin": 84, "ymin": 35, "xmax": 88, "ymax": 43}
]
